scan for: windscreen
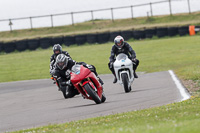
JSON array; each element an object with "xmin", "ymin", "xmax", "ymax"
[
  {"xmin": 116, "ymin": 53, "xmax": 127, "ymax": 61},
  {"xmin": 71, "ymin": 65, "xmax": 81, "ymax": 74}
]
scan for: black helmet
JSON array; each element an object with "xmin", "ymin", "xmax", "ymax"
[
  {"xmin": 56, "ymin": 54, "xmax": 68, "ymax": 70},
  {"xmin": 53, "ymin": 44, "xmax": 62, "ymax": 55},
  {"xmin": 114, "ymin": 35, "xmax": 124, "ymax": 49}
]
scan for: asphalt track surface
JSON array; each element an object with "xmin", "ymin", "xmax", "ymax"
[{"xmin": 0, "ymin": 71, "xmax": 190, "ymax": 132}]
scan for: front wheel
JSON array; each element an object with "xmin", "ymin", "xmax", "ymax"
[
  {"xmin": 101, "ymin": 92, "xmax": 106, "ymax": 103},
  {"xmin": 121, "ymin": 73, "xmax": 131, "ymax": 93},
  {"xmin": 84, "ymin": 83, "xmax": 101, "ymax": 104}
]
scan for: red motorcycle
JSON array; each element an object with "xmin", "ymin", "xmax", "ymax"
[{"xmin": 70, "ymin": 64, "xmax": 106, "ymax": 104}]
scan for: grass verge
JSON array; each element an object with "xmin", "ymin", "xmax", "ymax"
[
  {"xmin": 0, "ymin": 35, "xmax": 199, "ymax": 84},
  {"xmin": 12, "ymin": 97, "xmax": 200, "ymax": 133},
  {"xmin": 0, "ymin": 12, "xmax": 200, "ymax": 41}
]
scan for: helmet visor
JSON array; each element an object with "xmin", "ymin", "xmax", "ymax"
[
  {"xmin": 116, "ymin": 42, "xmax": 122, "ymax": 46},
  {"xmin": 57, "ymin": 62, "xmax": 65, "ymax": 70},
  {"xmin": 115, "ymin": 40, "xmax": 123, "ymax": 48},
  {"xmin": 54, "ymin": 50, "xmax": 60, "ymax": 54}
]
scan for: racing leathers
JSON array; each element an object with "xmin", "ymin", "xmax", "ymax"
[
  {"xmin": 53, "ymin": 58, "xmax": 103, "ymax": 98},
  {"xmin": 50, "ymin": 51, "xmax": 71, "ymax": 75},
  {"xmin": 53, "ymin": 57, "xmax": 79, "ymax": 98},
  {"xmin": 108, "ymin": 42, "xmax": 139, "ymax": 80}
]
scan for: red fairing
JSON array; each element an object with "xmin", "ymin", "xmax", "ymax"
[
  {"xmin": 71, "ymin": 66, "xmax": 90, "ymax": 83},
  {"xmin": 70, "ymin": 65, "xmax": 103, "ymax": 100}
]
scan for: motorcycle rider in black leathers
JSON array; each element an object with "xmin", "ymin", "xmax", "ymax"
[
  {"xmin": 49, "ymin": 44, "xmax": 71, "ymax": 75},
  {"xmin": 53, "ymin": 54, "xmax": 104, "ymax": 98},
  {"xmin": 108, "ymin": 35, "xmax": 139, "ymax": 83}
]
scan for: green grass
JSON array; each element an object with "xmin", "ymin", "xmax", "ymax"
[
  {"xmin": 0, "ymin": 35, "xmax": 200, "ymax": 83},
  {"xmin": 1, "ymin": 12, "xmax": 200, "ymax": 42},
  {"xmin": 12, "ymin": 96, "xmax": 200, "ymax": 133}
]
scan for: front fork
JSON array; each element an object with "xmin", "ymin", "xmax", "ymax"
[{"xmin": 80, "ymin": 78, "xmax": 99, "ymax": 97}]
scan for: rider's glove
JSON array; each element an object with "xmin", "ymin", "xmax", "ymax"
[
  {"xmin": 50, "ymin": 69, "xmax": 56, "ymax": 75},
  {"xmin": 131, "ymin": 58, "xmax": 137, "ymax": 65},
  {"xmin": 65, "ymin": 71, "xmax": 71, "ymax": 79},
  {"xmin": 131, "ymin": 58, "xmax": 136, "ymax": 62}
]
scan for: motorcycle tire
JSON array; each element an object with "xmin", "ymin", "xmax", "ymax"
[
  {"xmin": 61, "ymin": 86, "xmax": 67, "ymax": 99},
  {"xmin": 101, "ymin": 92, "xmax": 106, "ymax": 103},
  {"xmin": 27, "ymin": 39, "xmax": 39, "ymax": 50},
  {"xmin": 121, "ymin": 73, "xmax": 131, "ymax": 93},
  {"xmin": 84, "ymin": 83, "xmax": 101, "ymax": 104},
  {"xmin": 3, "ymin": 42, "xmax": 16, "ymax": 53},
  {"xmin": 16, "ymin": 40, "xmax": 28, "ymax": 52}
]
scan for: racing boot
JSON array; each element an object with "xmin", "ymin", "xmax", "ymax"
[
  {"xmin": 73, "ymin": 88, "xmax": 80, "ymax": 96},
  {"xmin": 134, "ymin": 71, "xmax": 138, "ymax": 78},
  {"xmin": 113, "ymin": 77, "xmax": 117, "ymax": 84}
]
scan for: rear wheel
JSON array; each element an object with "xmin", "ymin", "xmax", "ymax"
[
  {"xmin": 121, "ymin": 73, "xmax": 131, "ymax": 93},
  {"xmin": 84, "ymin": 83, "xmax": 101, "ymax": 104},
  {"xmin": 60, "ymin": 87, "xmax": 68, "ymax": 99}
]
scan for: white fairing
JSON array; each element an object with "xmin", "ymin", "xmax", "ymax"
[{"xmin": 113, "ymin": 53, "xmax": 134, "ymax": 87}]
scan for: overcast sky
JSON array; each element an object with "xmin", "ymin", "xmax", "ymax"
[
  {"xmin": 0, "ymin": 0, "xmax": 166, "ymax": 19},
  {"xmin": 0, "ymin": 0, "xmax": 199, "ymax": 31}
]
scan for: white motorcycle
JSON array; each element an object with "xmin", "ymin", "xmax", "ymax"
[{"xmin": 113, "ymin": 53, "xmax": 134, "ymax": 93}]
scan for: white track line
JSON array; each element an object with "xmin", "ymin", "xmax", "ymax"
[{"xmin": 168, "ymin": 70, "xmax": 191, "ymax": 101}]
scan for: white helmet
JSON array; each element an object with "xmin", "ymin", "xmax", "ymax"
[
  {"xmin": 114, "ymin": 35, "xmax": 124, "ymax": 49},
  {"xmin": 56, "ymin": 54, "xmax": 68, "ymax": 70}
]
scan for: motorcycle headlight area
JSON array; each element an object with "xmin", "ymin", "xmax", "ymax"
[{"xmin": 71, "ymin": 65, "xmax": 81, "ymax": 74}]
